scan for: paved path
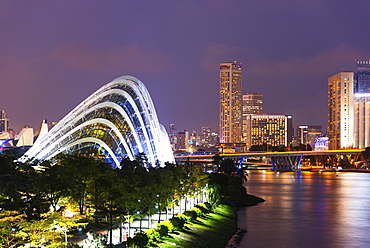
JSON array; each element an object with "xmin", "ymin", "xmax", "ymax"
[{"xmin": 71, "ymin": 199, "xmax": 201, "ymax": 246}]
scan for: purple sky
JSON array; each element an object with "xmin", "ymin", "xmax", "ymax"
[{"xmin": 1, "ymin": 1, "xmax": 370, "ymax": 135}]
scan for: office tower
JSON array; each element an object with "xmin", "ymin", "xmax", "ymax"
[
  {"xmin": 200, "ymin": 126, "xmax": 212, "ymax": 145},
  {"xmin": 297, "ymin": 125, "xmax": 322, "ymax": 147},
  {"xmin": 168, "ymin": 124, "xmax": 177, "ymax": 150},
  {"xmin": 177, "ymin": 130, "xmax": 189, "ymax": 150},
  {"xmin": 219, "ymin": 61, "xmax": 242, "ymax": 143},
  {"xmin": 353, "ymin": 61, "xmax": 370, "ymax": 148},
  {"xmin": 243, "ymin": 93, "xmax": 263, "ymax": 114},
  {"xmin": 242, "ymin": 93, "xmax": 263, "ymax": 141},
  {"xmin": 354, "ymin": 60, "xmax": 370, "ymax": 93},
  {"xmin": 245, "ymin": 114, "xmax": 293, "ymax": 149},
  {"xmin": 328, "ymin": 72, "xmax": 354, "ymax": 149},
  {"xmin": 0, "ymin": 110, "xmax": 9, "ymax": 132},
  {"xmin": 169, "ymin": 124, "xmax": 177, "ymax": 135}
]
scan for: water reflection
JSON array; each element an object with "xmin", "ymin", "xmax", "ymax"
[{"xmin": 238, "ymin": 172, "xmax": 370, "ymax": 248}]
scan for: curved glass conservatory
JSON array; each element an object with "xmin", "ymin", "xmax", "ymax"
[{"xmin": 21, "ymin": 76, "xmax": 174, "ymax": 168}]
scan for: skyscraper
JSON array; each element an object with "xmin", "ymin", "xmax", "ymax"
[
  {"xmin": 327, "ymin": 61, "xmax": 370, "ymax": 149},
  {"xmin": 355, "ymin": 60, "xmax": 370, "ymax": 93},
  {"xmin": 242, "ymin": 93, "xmax": 263, "ymax": 141},
  {"xmin": 328, "ymin": 71, "xmax": 354, "ymax": 149},
  {"xmin": 219, "ymin": 61, "xmax": 242, "ymax": 143},
  {"xmin": 0, "ymin": 110, "xmax": 9, "ymax": 132},
  {"xmin": 168, "ymin": 124, "xmax": 177, "ymax": 150},
  {"xmin": 353, "ymin": 60, "xmax": 370, "ymax": 148}
]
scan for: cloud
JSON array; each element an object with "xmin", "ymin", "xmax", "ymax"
[
  {"xmin": 199, "ymin": 44, "xmax": 247, "ymax": 69},
  {"xmin": 52, "ymin": 41, "xmax": 171, "ymax": 73},
  {"xmin": 200, "ymin": 43, "xmax": 370, "ymax": 77},
  {"xmin": 250, "ymin": 43, "xmax": 370, "ymax": 76}
]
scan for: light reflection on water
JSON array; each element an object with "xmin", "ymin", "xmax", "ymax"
[{"xmin": 238, "ymin": 172, "xmax": 370, "ymax": 248}]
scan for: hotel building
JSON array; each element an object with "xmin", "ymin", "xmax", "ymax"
[{"xmin": 244, "ymin": 114, "xmax": 293, "ymax": 149}]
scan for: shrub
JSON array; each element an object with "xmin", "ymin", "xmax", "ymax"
[
  {"xmin": 198, "ymin": 203, "xmax": 212, "ymax": 213},
  {"xmin": 206, "ymin": 184, "xmax": 222, "ymax": 209},
  {"xmin": 130, "ymin": 231, "xmax": 149, "ymax": 248},
  {"xmin": 195, "ymin": 204, "xmax": 209, "ymax": 214},
  {"xmin": 162, "ymin": 220, "xmax": 174, "ymax": 232},
  {"xmin": 146, "ymin": 228, "xmax": 160, "ymax": 246},
  {"xmin": 156, "ymin": 220, "xmax": 173, "ymax": 237},
  {"xmin": 177, "ymin": 213, "xmax": 190, "ymax": 223},
  {"xmin": 191, "ymin": 207, "xmax": 203, "ymax": 217},
  {"xmin": 183, "ymin": 210, "xmax": 197, "ymax": 222},
  {"xmin": 204, "ymin": 202, "xmax": 212, "ymax": 211},
  {"xmin": 170, "ymin": 216, "xmax": 186, "ymax": 231}
]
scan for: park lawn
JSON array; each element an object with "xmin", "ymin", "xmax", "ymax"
[{"xmin": 159, "ymin": 204, "xmax": 238, "ymax": 248}]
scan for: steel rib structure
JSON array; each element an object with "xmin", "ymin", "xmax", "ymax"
[{"xmin": 21, "ymin": 76, "xmax": 174, "ymax": 168}]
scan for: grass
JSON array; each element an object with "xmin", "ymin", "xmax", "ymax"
[{"xmin": 158, "ymin": 205, "xmax": 238, "ymax": 248}]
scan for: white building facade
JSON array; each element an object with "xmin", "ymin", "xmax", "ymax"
[{"xmin": 328, "ymin": 72, "xmax": 355, "ymax": 149}]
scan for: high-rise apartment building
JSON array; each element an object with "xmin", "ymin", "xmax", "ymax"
[
  {"xmin": 328, "ymin": 72, "xmax": 354, "ymax": 149},
  {"xmin": 0, "ymin": 110, "xmax": 9, "ymax": 132},
  {"xmin": 242, "ymin": 93, "xmax": 263, "ymax": 141},
  {"xmin": 219, "ymin": 61, "xmax": 242, "ymax": 143},
  {"xmin": 244, "ymin": 114, "xmax": 293, "ymax": 149}
]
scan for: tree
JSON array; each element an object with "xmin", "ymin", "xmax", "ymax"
[
  {"xmin": 54, "ymin": 154, "xmax": 102, "ymax": 215},
  {"xmin": 361, "ymin": 147, "xmax": 370, "ymax": 167},
  {"xmin": 86, "ymin": 161, "xmax": 115, "ymax": 225},
  {"xmin": 218, "ymin": 159, "xmax": 237, "ymax": 174},
  {"xmin": 249, "ymin": 144, "xmax": 268, "ymax": 151},
  {"xmin": 0, "ymin": 210, "xmax": 25, "ymax": 247},
  {"xmin": 34, "ymin": 161, "xmax": 69, "ymax": 213},
  {"xmin": 181, "ymin": 163, "xmax": 208, "ymax": 211},
  {"xmin": 16, "ymin": 212, "xmax": 87, "ymax": 247},
  {"xmin": 0, "ymin": 159, "xmax": 49, "ymax": 219}
]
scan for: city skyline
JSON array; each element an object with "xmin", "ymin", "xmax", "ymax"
[{"xmin": 1, "ymin": 1, "xmax": 370, "ymax": 133}]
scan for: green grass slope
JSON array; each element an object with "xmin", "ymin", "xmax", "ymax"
[{"xmin": 159, "ymin": 205, "xmax": 237, "ymax": 248}]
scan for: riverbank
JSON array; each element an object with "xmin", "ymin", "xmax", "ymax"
[
  {"xmin": 224, "ymin": 193, "xmax": 264, "ymax": 247},
  {"xmin": 157, "ymin": 194, "xmax": 264, "ymax": 248},
  {"xmin": 159, "ymin": 204, "xmax": 238, "ymax": 248}
]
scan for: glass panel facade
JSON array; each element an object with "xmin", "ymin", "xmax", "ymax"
[{"xmin": 21, "ymin": 76, "xmax": 174, "ymax": 168}]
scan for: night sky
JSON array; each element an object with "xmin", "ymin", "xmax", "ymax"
[{"xmin": 1, "ymin": 1, "xmax": 370, "ymax": 135}]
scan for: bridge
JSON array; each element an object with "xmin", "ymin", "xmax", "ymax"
[{"xmin": 174, "ymin": 149, "xmax": 364, "ymax": 172}]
